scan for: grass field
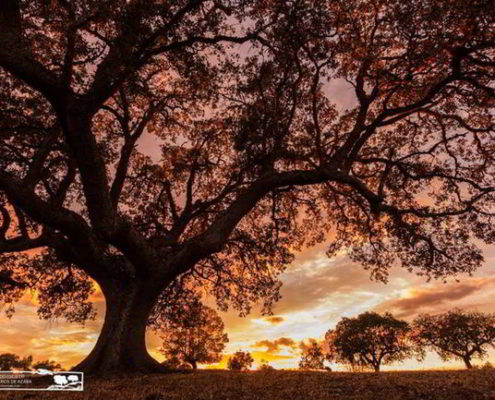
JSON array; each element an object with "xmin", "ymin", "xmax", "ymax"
[{"xmin": 1, "ymin": 369, "xmax": 495, "ymax": 400}]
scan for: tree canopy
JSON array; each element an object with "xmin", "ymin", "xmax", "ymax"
[
  {"xmin": 412, "ymin": 309, "xmax": 495, "ymax": 369},
  {"xmin": 158, "ymin": 299, "xmax": 228, "ymax": 369},
  {"xmin": 298, "ymin": 340, "xmax": 326, "ymax": 371},
  {"xmin": 0, "ymin": 353, "xmax": 32, "ymax": 371},
  {"xmin": 1, "ymin": 0, "xmax": 495, "ymax": 373},
  {"xmin": 325, "ymin": 312, "xmax": 417, "ymax": 372},
  {"xmin": 32, "ymin": 359, "xmax": 63, "ymax": 371},
  {"xmin": 0, "ymin": 353, "xmax": 62, "ymax": 372},
  {"xmin": 258, "ymin": 359, "xmax": 275, "ymax": 371},
  {"xmin": 227, "ymin": 351, "xmax": 254, "ymax": 371}
]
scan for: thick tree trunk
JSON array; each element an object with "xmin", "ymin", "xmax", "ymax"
[
  {"xmin": 373, "ymin": 364, "xmax": 380, "ymax": 372},
  {"xmin": 72, "ymin": 280, "xmax": 166, "ymax": 375},
  {"xmin": 191, "ymin": 360, "xmax": 198, "ymax": 370},
  {"xmin": 463, "ymin": 356, "xmax": 473, "ymax": 369}
]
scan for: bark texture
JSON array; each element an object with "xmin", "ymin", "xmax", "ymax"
[{"xmin": 73, "ymin": 281, "xmax": 166, "ymax": 374}]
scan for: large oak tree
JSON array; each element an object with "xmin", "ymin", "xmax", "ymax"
[{"xmin": 1, "ymin": 0, "xmax": 495, "ymax": 374}]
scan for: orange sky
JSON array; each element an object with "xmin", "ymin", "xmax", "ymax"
[
  {"xmin": 1, "ymin": 240, "xmax": 495, "ymax": 371},
  {"xmin": 2, "ymin": 77, "xmax": 494, "ymax": 372}
]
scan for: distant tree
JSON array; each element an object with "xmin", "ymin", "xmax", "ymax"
[
  {"xmin": 482, "ymin": 361, "xmax": 494, "ymax": 370},
  {"xmin": 299, "ymin": 340, "xmax": 326, "ymax": 370},
  {"xmin": 326, "ymin": 312, "xmax": 416, "ymax": 372},
  {"xmin": 258, "ymin": 359, "xmax": 275, "ymax": 371},
  {"xmin": 0, "ymin": 353, "xmax": 32, "ymax": 371},
  {"xmin": 412, "ymin": 310, "xmax": 495, "ymax": 369},
  {"xmin": 158, "ymin": 300, "xmax": 228, "ymax": 370},
  {"xmin": 227, "ymin": 351, "xmax": 254, "ymax": 371},
  {"xmin": 32, "ymin": 359, "xmax": 62, "ymax": 371}
]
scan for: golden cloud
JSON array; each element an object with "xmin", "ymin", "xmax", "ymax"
[
  {"xmin": 374, "ymin": 277, "xmax": 495, "ymax": 319},
  {"xmin": 264, "ymin": 316, "xmax": 285, "ymax": 325},
  {"xmin": 252, "ymin": 337, "xmax": 297, "ymax": 353}
]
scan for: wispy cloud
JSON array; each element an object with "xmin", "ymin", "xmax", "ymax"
[{"xmin": 374, "ymin": 277, "xmax": 495, "ymax": 319}]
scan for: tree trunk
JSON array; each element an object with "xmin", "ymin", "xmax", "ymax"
[
  {"xmin": 373, "ymin": 364, "xmax": 380, "ymax": 372},
  {"xmin": 191, "ymin": 360, "xmax": 198, "ymax": 370},
  {"xmin": 72, "ymin": 279, "xmax": 166, "ymax": 375},
  {"xmin": 463, "ymin": 356, "xmax": 473, "ymax": 369}
]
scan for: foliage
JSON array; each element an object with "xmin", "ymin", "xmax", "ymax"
[
  {"xmin": 258, "ymin": 359, "xmax": 275, "ymax": 371},
  {"xmin": 325, "ymin": 312, "xmax": 417, "ymax": 372},
  {"xmin": 1, "ymin": 0, "xmax": 495, "ymax": 372},
  {"xmin": 158, "ymin": 300, "xmax": 228, "ymax": 369},
  {"xmin": 32, "ymin": 359, "xmax": 62, "ymax": 371},
  {"xmin": 481, "ymin": 361, "xmax": 494, "ymax": 370},
  {"xmin": 227, "ymin": 351, "xmax": 254, "ymax": 371},
  {"xmin": 0, "ymin": 353, "xmax": 32, "ymax": 371},
  {"xmin": 412, "ymin": 309, "xmax": 495, "ymax": 369},
  {"xmin": 298, "ymin": 340, "xmax": 326, "ymax": 370},
  {"xmin": 0, "ymin": 353, "xmax": 62, "ymax": 372},
  {"xmin": 161, "ymin": 356, "xmax": 182, "ymax": 370}
]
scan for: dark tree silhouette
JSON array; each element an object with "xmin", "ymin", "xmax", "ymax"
[
  {"xmin": 325, "ymin": 312, "xmax": 417, "ymax": 372},
  {"xmin": 0, "ymin": 353, "xmax": 32, "ymax": 371},
  {"xmin": 258, "ymin": 359, "xmax": 275, "ymax": 371},
  {"xmin": 298, "ymin": 340, "xmax": 325, "ymax": 370},
  {"xmin": 158, "ymin": 300, "xmax": 228, "ymax": 370},
  {"xmin": 32, "ymin": 359, "xmax": 63, "ymax": 371},
  {"xmin": 161, "ymin": 356, "xmax": 182, "ymax": 370},
  {"xmin": 1, "ymin": 0, "xmax": 495, "ymax": 374},
  {"xmin": 412, "ymin": 309, "xmax": 495, "ymax": 369},
  {"xmin": 227, "ymin": 351, "xmax": 254, "ymax": 371}
]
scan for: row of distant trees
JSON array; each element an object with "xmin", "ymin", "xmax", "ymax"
[
  {"xmin": 0, "ymin": 353, "xmax": 61, "ymax": 371},
  {"xmin": 299, "ymin": 309, "xmax": 495, "ymax": 372},
  {"xmin": 158, "ymin": 299, "xmax": 495, "ymax": 372},
  {"xmin": 4, "ymin": 308, "xmax": 493, "ymax": 372}
]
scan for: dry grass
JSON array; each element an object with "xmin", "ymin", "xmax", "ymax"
[{"xmin": 1, "ymin": 369, "xmax": 495, "ymax": 400}]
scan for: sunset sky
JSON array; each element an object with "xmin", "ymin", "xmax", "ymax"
[
  {"xmin": 3, "ymin": 6, "xmax": 495, "ymax": 399},
  {"xmin": 2, "ymin": 240, "xmax": 495, "ymax": 371},
  {"xmin": 1, "ymin": 61, "xmax": 494, "ymax": 373}
]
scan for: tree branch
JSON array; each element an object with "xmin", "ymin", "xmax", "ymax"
[
  {"xmin": 0, "ymin": 1, "xmax": 64, "ymax": 102},
  {"xmin": 0, "ymin": 169, "xmax": 90, "ymax": 239}
]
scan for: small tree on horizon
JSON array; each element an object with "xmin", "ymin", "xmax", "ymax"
[
  {"xmin": 227, "ymin": 351, "xmax": 254, "ymax": 371},
  {"xmin": 412, "ymin": 309, "xmax": 495, "ymax": 369},
  {"xmin": 258, "ymin": 359, "xmax": 275, "ymax": 371},
  {"xmin": 298, "ymin": 340, "xmax": 326, "ymax": 370},
  {"xmin": 32, "ymin": 359, "xmax": 62, "ymax": 371},
  {"xmin": 325, "ymin": 312, "xmax": 417, "ymax": 372},
  {"xmin": 0, "ymin": 353, "xmax": 32, "ymax": 371},
  {"xmin": 158, "ymin": 300, "xmax": 228, "ymax": 370}
]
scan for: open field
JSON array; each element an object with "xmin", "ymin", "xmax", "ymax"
[{"xmin": 1, "ymin": 369, "xmax": 495, "ymax": 400}]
